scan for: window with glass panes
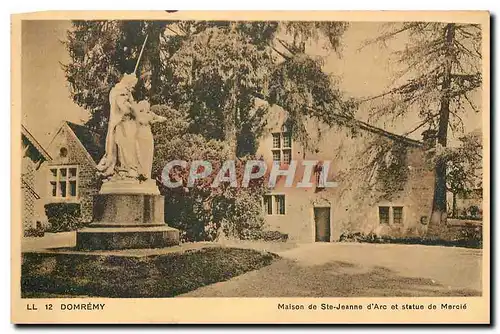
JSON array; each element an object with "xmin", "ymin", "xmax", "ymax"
[
  {"xmin": 271, "ymin": 131, "xmax": 292, "ymax": 164},
  {"xmin": 272, "ymin": 133, "xmax": 280, "ymax": 148},
  {"xmin": 263, "ymin": 194, "xmax": 286, "ymax": 215},
  {"xmin": 378, "ymin": 206, "xmax": 390, "ymax": 224},
  {"xmin": 49, "ymin": 166, "xmax": 78, "ymax": 199},
  {"xmin": 393, "ymin": 207, "xmax": 403, "ymax": 224},
  {"xmin": 378, "ymin": 206, "xmax": 404, "ymax": 225},
  {"xmin": 274, "ymin": 195, "xmax": 285, "ymax": 214},
  {"xmin": 263, "ymin": 195, "xmax": 273, "ymax": 215}
]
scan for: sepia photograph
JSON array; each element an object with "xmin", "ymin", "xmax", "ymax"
[{"xmin": 12, "ymin": 10, "xmax": 489, "ymax": 324}]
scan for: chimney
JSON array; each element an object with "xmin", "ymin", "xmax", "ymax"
[{"xmin": 421, "ymin": 129, "xmax": 437, "ymax": 149}]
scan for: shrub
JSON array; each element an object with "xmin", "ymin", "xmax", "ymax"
[
  {"xmin": 452, "ymin": 225, "xmax": 482, "ymax": 248},
  {"xmin": 24, "ymin": 226, "xmax": 45, "ymax": 238},
  {"xmin": 241, "ymin": 229, "xmax": 288, "ymax": 242},
  {"xmin": 457, "ymin": 205, "xmax": 483, "ymax": 221},
  {"xmin": 44, "ymin": 203, "xmax": 83, "ymax": 232},
  {"xmin": 339, "ymin": 228, "xmax": 482, "ymax": 249},
  {"xmin": 155, "ymin": 129, "xmax": 267, "ymax": 242},
  {"xmin": 340, "ymin": 231, "xmax": 379, "ymax": 243},
  {"xmin": 261, "ymin": 230, "xmax": 288, "ymax": 242}
]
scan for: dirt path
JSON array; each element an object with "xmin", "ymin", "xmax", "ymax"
[{"xmin": 180, "ymin": 243, "xmax": 482, "ymax": 297}]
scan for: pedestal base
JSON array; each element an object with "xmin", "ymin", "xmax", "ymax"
[
  {"xmin": 76, "ymin": 192, "xmax": 180, "ymax": 250},
  {"xmin": 99, "ymin": 179, "xmax": 160, "ymax": 195},
  {"xmin": 76, "ymin": 226, "xmax": 179, "ymax": 251}
]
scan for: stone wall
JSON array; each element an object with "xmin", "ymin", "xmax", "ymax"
[
  {"xmin": 46, "ymin": 124, "xmax": 101, "ymax": 224},
  {"xmin": 256, "ymin": 105, "xmax": 435, "ymax": 242},
  {"xmin": 21, "ymin": 155, "xmax": 36, "ymax": 231}
]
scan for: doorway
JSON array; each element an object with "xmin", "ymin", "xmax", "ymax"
[{"xmin": 314, "ymin": 207, "xmax": 331, "ymax": 242}]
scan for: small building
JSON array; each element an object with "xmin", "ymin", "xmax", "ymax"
[
  {"xmin": 23, "ymin": 121, "xmax": 103, "ymax": 233},
  {"xmin": 44, "ymin": 121, "xmax": 104, "ymax": 223},
  {"xmin": 256, "ymin": 106, "xmax": 435, "ymax": 242}
]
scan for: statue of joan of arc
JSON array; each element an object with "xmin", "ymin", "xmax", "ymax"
[{"xmin": 96, "ymin": 73, "xmax": 140, "ymax": 180}]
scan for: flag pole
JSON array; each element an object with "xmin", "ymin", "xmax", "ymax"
[{"xmin": 134, "ymin": 34, "xmax": 149, "ymax": 75}]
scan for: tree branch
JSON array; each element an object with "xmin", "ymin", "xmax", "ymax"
[
  {"xmin": 403, "ymin": 114, "xmax": 440, "ymax": 136},
  {"xmin": 272, "ymin": 46, "xmax": 291, "ymax": 60}
]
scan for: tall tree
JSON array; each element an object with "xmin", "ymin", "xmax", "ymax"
[
  {"xmin": 63, "ymin": 20, "xmax": 352, "ymax": 156},
  {"xmin": 363, "ymin": 22, "xmax": 482, "ymax": 230},
  {"xmin": 446, "ymin": 131, "xmax": 482, "ymax": 217}
]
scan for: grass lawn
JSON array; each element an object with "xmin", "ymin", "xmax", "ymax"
[{"xmin": 22, "ymin": 247, "xmax": 278, "ymax": 298}]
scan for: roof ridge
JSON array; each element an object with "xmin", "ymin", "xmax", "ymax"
[
  {"xmin": 21, "ymin": 124, "xmax": 52, "ymax": 160},
  {"xmin": 351, "ymin": 118, "xmax": 424, "ymax": 147},
  {"xmin": 65, "ymin": 120, "xmax": 101, "ymax": 136},
  {"xmin": 64, "ymin": 121, "xmax": 104, "ymax": 165}
]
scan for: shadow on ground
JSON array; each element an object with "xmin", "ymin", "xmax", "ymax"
[{"xmin": 180, "ymin": 258, "xmax": 481, "ymax": 297}]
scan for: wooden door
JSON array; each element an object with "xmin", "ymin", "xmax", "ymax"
[{"xmin": 314, "ymin": 207, "xmax": 331, "ymax": 242}]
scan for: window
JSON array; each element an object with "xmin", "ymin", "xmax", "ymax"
[
  {"xmin": 272, "ymin": 150, "xmax": 281, "ymax": 162},
  {"xmin": 271, "ymin": 131, "xmax": 292, "ymax": 165},
  {"xmin": 49, "ymin": 166, "xmax": 78, "ymax": 199},
  {"xmin": 263, "ymin": 194, "xmax": 286, "ymax": 215},
  {"xmin": 59, "ymin": 147, "xmax": 68, "ymax": 158},
  {"xmin": 393, "ymin": 207, "xmax": 403, "ymax": 224},
  {"xmin": 315, "ymin": 164, "xmax": 324, "ymax": 190},
  {"xmin": 282, "ymin": 149, "xmax": 291, "ymax": 165},
  {"xmin": 282, "ymin": 132, "xmax": 291, "ymax": 148},
  {"xmin": 379, "ymin": 206, "xmax": 390, "ymax": 224},
  {"xmin": 272, "ymin": 133, "xmax": 281, "ymax": 149},
  {"xmin": 263, "ymin": 195, "xmax": 273, "ymax": 215},
  {"xmin": 275, "ymin": 195, "xmax": 286, "ymax": 215},
  {"xmin": 379, "ymin": 206, "xmax": 404, "ymax": 225}
]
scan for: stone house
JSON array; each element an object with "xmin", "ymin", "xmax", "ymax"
[
  {"xmin": 45, "ymin": 121, "xmax": 103, "ymax": 223},
  {"xmin": 256, "ymin": 106, "xmax": 436, "ymax": 242},
  {"xmin": 24, "ymin": 121, "xmax": 103, "ymax": 230},
  {"xmin": 23, "ymin": 112, "xmax": 436, "ymax": 243},
  {"xmin": 21, "ymin": 125, "xmax": 52, "ymax": 232}
]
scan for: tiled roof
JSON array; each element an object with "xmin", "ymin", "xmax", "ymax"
[
  {"xmin": 66, "ymin": 121, "xmax": 104, "ymax": 164},
  {"xmin": 21, "ymin": 124, "xmax": 52, "ymax": 161}
]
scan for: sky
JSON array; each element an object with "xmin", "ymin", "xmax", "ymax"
[
  {"xmin": 22, "ymin": 20, "xmax": 89, "ymax": 147},
  {"xmin": 21, "ymin": 20, "xmax": 482, "ymax": 148}
]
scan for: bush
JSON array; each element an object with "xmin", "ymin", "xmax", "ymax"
[
  {"xmin": 452, "ymin": 225, "xmax": 482, "ymax": 248},
  {"xmin": 44, "ymin": 203, "xmax": 83, "ymax": 233},
  {"xmin": 155, "ymin": 130, "xmax": 267, "ymax": 242},
  {"xmin": 339, "ymin": 228, "xmax": 482, "ymax": 249},
  {"xmin": 24, "ymin": 226, "xmax": 45, "ymax": 238},
  {"xmin": 340, "ymin": 231, "xmax": 379, "ymax": 243},
  {"xmin": 261, "ymin": 230, "xmax": 288, "ymax": 242},
  {"xmin": 457, "ymin": 205, "xmax": 483, "ymax": 221},
  {"xmin": 241, "ymin": 229, "xmax": 288, "ymax": 242}
]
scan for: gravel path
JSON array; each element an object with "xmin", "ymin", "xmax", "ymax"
[{"xmin": 180, "ymin": 243, "xmax": 482, "ymax": 297}]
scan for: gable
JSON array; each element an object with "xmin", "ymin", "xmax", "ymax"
[
  {"xmin": 66, "ymin": 122, "xmax": 104, "ymax": 164},
  {"xmin": 47, "ymin": 123, "xmax": 97, "ymax": 167}
]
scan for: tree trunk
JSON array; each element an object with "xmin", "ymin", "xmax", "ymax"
[
  {"xmin": 452, "ymin": 192, "xmax": 457, "ymax": 218},
  {"xmin": 147, "ymin": 22, "xmax": 163, "ymax": 105},
  {"xmin": 429, "ymin": 23, "xmax": 456, "ymax": 234}
]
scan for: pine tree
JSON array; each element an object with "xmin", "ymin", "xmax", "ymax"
[
  {"xmin": 63, "ymin": 20, "xmax": 353, "ymax": 156},
  {"xmin": 364, "ymin": 22, "xmax": 482, "ymax": 230}
]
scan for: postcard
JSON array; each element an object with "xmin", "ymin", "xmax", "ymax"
[{"xmin": 11, "ymin": 10, "xmax": 490, "ymax": 324}]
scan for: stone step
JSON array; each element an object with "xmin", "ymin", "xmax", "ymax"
[{"xmin": 76, "ymin": 226, "xmax": 179, "ymax": 251}]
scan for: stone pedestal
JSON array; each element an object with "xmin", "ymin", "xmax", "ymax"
[{"xmin": 76, "ymin": 180, "xmax": 179, "ymax": 250}]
